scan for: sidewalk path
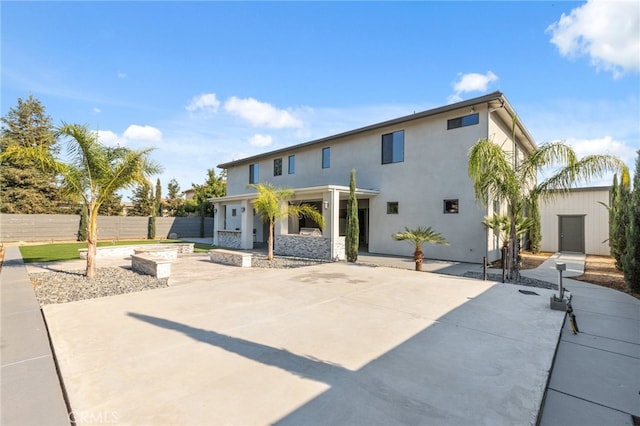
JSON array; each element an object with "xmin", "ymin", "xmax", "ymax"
[
  {"xmin": 1, "ymin": 246, "xmax": 70, "ymax": 426},
  {"xmin": 529, "ymin": 254, "xmax": 640, "ymax": 425}
]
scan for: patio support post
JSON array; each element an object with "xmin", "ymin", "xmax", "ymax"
[
  {"xmin": 327, "ymin": 189, "xmax": 340, "ymax": 260},
  {"xmin": 239, "ymin": 199, "xmax": 254, "ymax": 249},
  {"xmin": 213, "ymin": 202, "xmax": 223, "ymax": 246}
]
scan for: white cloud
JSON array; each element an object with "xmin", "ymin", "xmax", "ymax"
[
  {"xmin": 92, "ymin": 107, "xmax": 101, "ymax": 114},
  {"xmin": 249, "ymin": 134, "xmax": 273, "ymax": 147},
  {"xmin": 123, "ymin": 124, "xmax": 162, "ymax": 143},
  {"xmin": 117, "ymin": 71, "xmax": 127, "ymax": 79},
  {"xmin": 95, "ymin": 130, "xmax": 123, "ymax": 147},
  {"xmin": 224, "ymin": 96, "xmax": 303, "ymax": 128},
  {"xmin": 186, "ymin": 93, "xmax": 221, "ymax": 114},
  {"xmin": 547, "ymin": 0, "xmax": 640, "ymax": 77},
  {"xmin": 448, "ymin": 71, "xmax": 498, "ymax": 103},
  {"xmin": 565, "ymin": 136, "xmax": 637, "ymax": 164}
]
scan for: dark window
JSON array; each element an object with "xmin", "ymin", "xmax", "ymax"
[
  {"xmin": 274, "ymin": 158, "xmax": 282, "ymax": 176},
  {"xmin": 447, "ymin": 113, "xmax": 479, "ymax": 130},
  {"xmin": 232, "ymin": 208, "xmax": 237, "ymax": 217},
  {"xmin": 249, "ymin": 163, "xmax": 259, "ymax": 184},
  {"xmin": 444, "ymin": 199, "xmax": 459, "ymax": 214},
  {"xmin": 322, "ymin": 147, "xmax": 330, "ymax": 169},
  {"xmin": 382, "ymin": 130, "xmax": 404, "ymax": 164},
  {"xmin": 387, "ymin": 202, "xmax": 399, "ymax": 214},
  {"xmin": 288, "ymin": 155, "xmax": 295, "ymax": 174}
]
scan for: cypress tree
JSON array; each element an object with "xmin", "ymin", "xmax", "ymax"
[
  {"xmin": 148, "ymin": 215, "xmax": 156, "ymax": 240},
  {"xmin": 345, "ymin": 169, "xmax": 359, "ymax": 262},
  {"xmin": 623, "ymin": 151, "xmax": 640, "ymax": 293},
  {"xmin": 528, "ymin": 197, "xmax": 541, "ymax": 254},
  {"xmin": 613, "ymin": 169, "xmax": 631, "ymax": 270},
  {"xmin": 608, "ymin": 174, "xmax": 619, "ymax": 260},
  {"xmin": 78, "ymin": 204, "xmax": 88, "ymax": 241}
]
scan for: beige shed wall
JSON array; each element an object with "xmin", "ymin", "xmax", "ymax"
[{"xmin": 540, "ymin": 188, "xmax": 610, "ymax": 255}]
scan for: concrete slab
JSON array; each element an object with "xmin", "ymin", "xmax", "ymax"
[
  {"xmin": 548, "ymin": 331, "xmax": 640, "ymax": 417},
  {"xmin": 539, "ymin": 390, "xmax": 634, "ymax": 426},
  {"xmin": 43, "ymin": 262, "xmax": 564, "ymax": 425}
]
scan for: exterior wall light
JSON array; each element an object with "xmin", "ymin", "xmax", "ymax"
[
  {"xmin": 241, "ymin": 207, "xmax": 246, "ymax": 213},
  {"xmin": 323, "ymin": 201, "xmax": 329, "ymax": 209}
]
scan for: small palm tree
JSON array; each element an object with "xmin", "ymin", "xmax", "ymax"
[
  {"xmin": 248, "ymin": 183, "xmax": 325, "ymax": 261},
  {"xmin": 392, "ymin": 226, "xmax": 449, "ymax": 271},
  {"xmin": 482, "ymin": 213, "xmax": 534, "ymax": 249},
  {"xmin": 1, "ymin": 123, "xmax": 161, "ymax": 278}
]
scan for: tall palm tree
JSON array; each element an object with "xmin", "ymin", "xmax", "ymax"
[
  {"xmin": 248, "ymin": 183, "xmax": 325, "ymax": 261},
  {"xmin": 1, "ymin": 123, "xmax": 161, "ymax": 278},
  {"xmin": 392, "ymin": 226, "xmax": 449, "ymax": 271},
  {"xmin": 469, "ymin": 136, "xmax": 625, "ymax": 281}
]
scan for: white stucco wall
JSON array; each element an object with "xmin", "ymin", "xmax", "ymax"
[
  {"xmin": 540, "ymin": 187, "xmax": 611, "ymax": 255},
  {"xmin": 222, "ymin": 100, "xmax": 533, "ymax": 263}
]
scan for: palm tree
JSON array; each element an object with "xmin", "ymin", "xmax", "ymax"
[
  {"xmin": 1, "ymin": 123, "xmax": 161, "ymax": 278},
  {"xmin": 392, "ymin": 226, "xmax": 449, "ymax": 271},
  {"xmin": 482, "ymin": 213, "xmax": 534, "ymax": 250},
  {"xmin": 248, "ymin": 183, "xmax": 325, "ymax": 261},
  {"xmin": 469, "ymin": 135, "xmax": 625, "ymax": 281}
]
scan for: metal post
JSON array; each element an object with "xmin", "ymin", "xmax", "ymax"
[
  {"xmin": 556, "ymin": 262, "xmax": 566, "ymax": 300},
  {"xmin": 482, "ymin": 256, "xmax": 487, "ymax": 281}
]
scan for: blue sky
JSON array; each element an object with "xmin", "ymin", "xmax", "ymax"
[{"xmin": 2, "ymin": 1, "xmax": 639, "ymax": 198}]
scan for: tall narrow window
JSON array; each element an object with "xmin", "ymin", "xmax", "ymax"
[
  {"xmin": 382, "ymin": 130, "xmax": 404, "ymax": 164},
  {"xmin": 274, "ymin": 158, "xmax": 282, "ymax": 176},
  {"xmin": 288, "ymin": 155, "xmax": 295, "ymax": 174},
  {"xmin": 322, "ymin": 147, "xmax": 330, "ymax": 169},
  {"xmin": 249, "ymin": 163, "xmax": 259, "ymax": 184}
]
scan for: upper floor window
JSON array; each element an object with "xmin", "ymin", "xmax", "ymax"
[
  {"xmin": 382, "ymin": 130, "xmax": 404, "ymax": 164},
  {"xmin": 387, "ymin": 202, "xmax": 399, "ymax": 214},
  {"xmin": 288, "ymin": 155, "xmax": 295, "ymax": 174},
  {"xmin": 274, "ymin": 158, "xmax": 282, "ymax": 176},
  {"xmin": 447, "ymin": 113, "xmax": 479, "ymax": 130},
  {"xmin": 322, "ymin": 147, "xmax": 330, "ymax": 169},
  {"xmin": 249, "ymin": 163, "xmax": 259, "ymax": 184}
]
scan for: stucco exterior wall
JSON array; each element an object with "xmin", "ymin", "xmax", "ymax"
[
  {"xmin": 220, "ymin": 95, "xmax": 534, "ymax": 264},
  {"xmin": 540, "ymin": 188, "xmax": 610, "ymax": 255}
]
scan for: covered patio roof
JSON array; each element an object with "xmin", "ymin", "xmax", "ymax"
[{"xmin": 208, "ymin": 185, "xmax": 380, "ymax": 204}]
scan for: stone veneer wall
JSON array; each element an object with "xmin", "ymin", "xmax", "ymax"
[
  {"xmin": 131, "ymin": 255, "xmax": 172, "ymax": 279},
  {"xmin": 217, "ymin": 231, "xmax": 241, "ymax": 249},
  {"xmin": 275, "ymin": 235, "xmax": 331, "ymax": 260},
  {"xmin": 209, "ymin": 249, "xmax": 252, "ymax": 267},
  {"xmin": 335, "ymin": 236, "xmax": 346, "ymax": 261}
]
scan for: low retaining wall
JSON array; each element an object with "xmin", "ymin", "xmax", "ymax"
[
  {"xmin": 133, "ymin": 247, "xmax": 178, "ymax": 260},
  {"xmin": 275, "ymin": 235, "xmax": 331, "ymax": 260},
  {"xmin": 131, "ymin": 254, "xmax": 173, "ymax": 279},
  {"xmin": 209, "ymin": 249, "xmax": 252, "ymax": 267},
  {"xmin": 79, "ymin": 243, "xmax": 193, "ymax": 259},
  {"xmin": 217, "ymin": 230, "xmax": 242, "ymax": 249}
]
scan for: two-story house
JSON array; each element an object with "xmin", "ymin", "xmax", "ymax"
[{"xmin": 211, "ymin": 91, "xmax": 536, "ymax": 263}]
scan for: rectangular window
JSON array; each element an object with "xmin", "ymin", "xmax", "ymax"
[
  {"xmin": 387, "ymin": 202, "xmax": 399, "ymax": 214},
  {"xmin": 444, "ymin": 199, "xmax": 459, "ymax": 214},
  {"xmin": 322, "ymin": 147, "xmax": 330, "ymax": 169},
  {"xmin": 249, "ymin": 163, "xmax": 259, "ymax": 184},
  {"xmin": 447, "ymin": 113, "xmax": 479, "ymax": 130},
  {"xmin": 288, "ymin": 155, "xmax": 295, "ymax": 174},
  {"xmin": 274, "ymin": 158, "xmax": 282, "ymax": 176},
  {"xmin": 382, "ymin": 130, "xmax": 405, "ymax": 164},
  {"xmin": 232, "ymin": 208, "xmax": 237, "ymax": 217}
]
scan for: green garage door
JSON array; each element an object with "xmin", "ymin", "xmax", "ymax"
[{"xmin": 559, "ymin": 215, "xmax": 585, "ymax": 253}]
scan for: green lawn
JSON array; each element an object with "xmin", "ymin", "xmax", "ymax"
[{"xmin": 19, "ymin": 240, "xmax": 212, "ymax": 263}]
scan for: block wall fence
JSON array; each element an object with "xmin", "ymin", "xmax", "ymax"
[{"xmin": 0, "ymin": 214, "xmax": 213, "ymax": 242}]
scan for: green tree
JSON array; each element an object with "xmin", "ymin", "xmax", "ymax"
[
  {"xmin": 345, "ymin": 169, "xmax": 359, "ymax": 262},
  {"xmin": 155, "ymin": 177, "xmax": 163, "ymax": 216},
  {"xmin": 527, "ymin": 197, "xmax": 542, "ymax": 253},
  {"xmin": 165, "ymin": 178, "xmax": 186, "ymax": 217},
  {"xmin": 622, "ymin": 150, "xmax": 640, "ymax": 292},
  {"xmin": 98, "ymin": 191, "xmax": 124, "ymax": 216},
  {"xmin": 192, "ymin": 168, "xmax": 227, "ymax": 215},
  {"xmin": 0, "ymin": 95, "xmax": 70, "ymax": 213},
  {"xmin": 78, "ymin": 204, "xmax": 88, "ymax": 241},
  {"xmin": 248, "ymin": 183, "xmax": 325, "ymax": 261},
  {"xmin": 469, "ymin": 130, "xmax": 625, "ymax": 281},
  {"xmin": 129, "ymin": 180, "xmax": 154, "ymax": 217},
  {"xmin": 612, "ymin": 170, "xmax": 631, "ymax": 270},
  {"xmin": 1, "ymin": 123, "xmax": 161, "ymax": 278},
  {"xmin": 392, "ymin": 226, "xmax": 449, "ymax": 271}
]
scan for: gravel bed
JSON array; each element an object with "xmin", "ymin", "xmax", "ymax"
[
  {"xmin": 30, "ymin": 255, "xmax": 331, "ymax": 306},
  {"xmin": 462, "ymin": 271, "xmax": 558, "ymax": 290},
  {"xmin": 30, "ymin": 267, "xmax": 169, "ymax": 306}
]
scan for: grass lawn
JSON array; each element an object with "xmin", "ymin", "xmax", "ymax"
[{"xmin": 19, "ymin": 240, "xmax": 212, "ymax": 263}]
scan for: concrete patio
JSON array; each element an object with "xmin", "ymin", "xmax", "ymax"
[{"xmin": 2, "ymin": 245, "xmax": 638, "ymax": 425}]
